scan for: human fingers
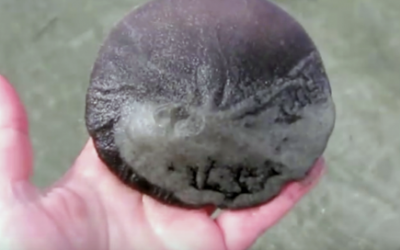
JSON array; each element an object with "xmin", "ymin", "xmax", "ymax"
[
  {"xmin": 216, "ymin": 158, "xmax": 326, "ymax": 250},
  {"xmin": 142, "ymin": 195, "xmax": 226, "ymax": 250},
  {"xmin": 0, "ymin": 75, "xmax": 33, "ymax": 185},
  {"xmin": 66, "ymin": 139, "xmax": 217, "ymax": 215}
]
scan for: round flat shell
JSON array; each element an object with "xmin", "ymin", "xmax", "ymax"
[{"xmin": 85, "ymin": 0, "xmax": 335, "ymax": 209}]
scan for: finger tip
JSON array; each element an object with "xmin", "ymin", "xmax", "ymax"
[
  {"xmin": 258, "ymin": 157, "xmax": 327, "ymax": 209},
  {"xmin": 0, "ymin": 75, "xmax": 33, "ymax": 183},
  {"xmin": 0, "ymin": 74, "xmax": 29, "ymax": 127},
  {"xmin": 0, "ymin": 74, "xmax": 6, "ymax": 82},
  {"xmin": 315, "ymin": 157, "xmax": 326, "ymax": 169},
  {"xmin": 0, "ymin": 74, "xmax": 9, "ymax": 83},
  {"xmin": 0, "ymin": 74, "xmax": 15, "ymax": 95},
  {"xmin": 307, "ymin": 157, "xmax": 327, "ymax": 181}
]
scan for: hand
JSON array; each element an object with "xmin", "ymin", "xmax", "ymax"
[{"xmin": 0, "ymin": 75, "xmax": 325, "ymax": 250}]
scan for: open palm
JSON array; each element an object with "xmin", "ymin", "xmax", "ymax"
[{"xmin": 0, "ymin": 75, "xmax": 324, "ymax": 250}]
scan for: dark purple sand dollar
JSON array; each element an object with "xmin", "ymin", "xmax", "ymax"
[{"xmin": 85, "ymin": 0, "xmax": 335, "ymax": 209}]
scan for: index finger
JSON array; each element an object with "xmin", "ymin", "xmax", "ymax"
[{"xmin": 0, "ymin": 75, "xmax": 33, "ymax": 184}]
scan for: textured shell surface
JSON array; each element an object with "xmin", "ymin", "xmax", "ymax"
[{"xmin": 85, "ymin": 0, "xmax": 335, "ymax": 209}]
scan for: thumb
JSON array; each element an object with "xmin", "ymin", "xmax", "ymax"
[{"xmin": 0, "ymin": 75, "xmax": 33, "ymax": 186}]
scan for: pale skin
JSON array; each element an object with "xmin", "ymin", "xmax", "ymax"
[{"xmin": 0, "ymin": 74, "xmax": 325, "ymax": 250}]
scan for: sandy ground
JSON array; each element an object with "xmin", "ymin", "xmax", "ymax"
[{"xmin": 1, "ymin": 0, "xmax": 399, "ymax": 249}]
